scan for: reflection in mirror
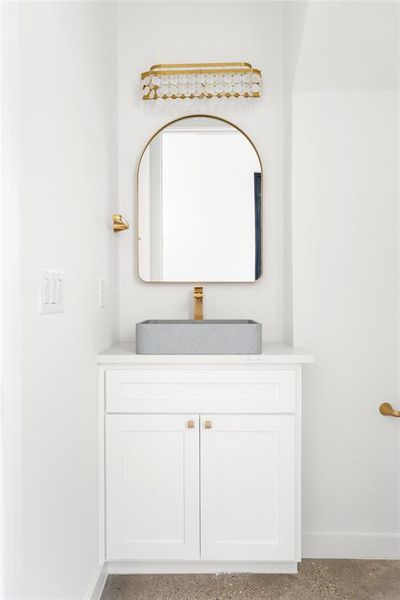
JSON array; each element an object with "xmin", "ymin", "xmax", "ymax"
[{"xmin": 138, "ymin": 116, "xmax": 262, "ymax": 282}]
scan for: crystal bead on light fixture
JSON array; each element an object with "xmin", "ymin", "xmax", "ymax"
[{"xmin": 141, "ymin": 62, "xmax": 262, "ymax": 100}]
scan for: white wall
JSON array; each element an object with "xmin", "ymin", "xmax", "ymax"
[
  {"xmin": 294, "ymin": 1, "xmax": 399, "ymax": 92},
  {"xmin": 292, "ymin": 1, "xmax": 400, "ymax": 558},
  {"xmin": 1, "ymin": 4, "xmax": 23, "ymax": 597},
  {"xmin": 282, "ymin": 0, "xmax": 308, "ymax": 343},
  {"xmin": 293, "ymin": 89, "xmax": 399, "ymax": 559},
  {"xmin": 117, "ymin": 1, "xmax": 286, "ymax": 338},
  {"xmin": 2, "ymin": 2, "xmax": 118, "ymax": 598}
]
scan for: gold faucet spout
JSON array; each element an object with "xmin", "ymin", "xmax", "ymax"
[{"xmin": 194, "ymin": 286, "xmax": 204, "ymax": 320}]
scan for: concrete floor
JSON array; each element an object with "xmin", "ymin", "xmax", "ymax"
[{"xmin": 100, "ymin": 560, "xmax": 400, "ymax": 600}]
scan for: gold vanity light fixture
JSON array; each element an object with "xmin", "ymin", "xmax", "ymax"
[
  {"xmin": 112, "ymin": 214, "xmax": 129, "ymax": 233},
  {"xmin": 141, "ymin": 62, "xmax": 261, "ymax": 101}
]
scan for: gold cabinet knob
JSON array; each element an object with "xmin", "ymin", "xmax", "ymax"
[
  {"xmin": 379, "ymin": 403, "xmax": 400, "ymax": 417},
  {"xmin": 204, "ymin": 420, "xmax": 212, "ymax": 429},
  {"xmin": 187, "ymin": 420, "xmax": 195, "ymax": 429}
]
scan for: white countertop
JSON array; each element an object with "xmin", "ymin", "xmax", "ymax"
[{"xmin": 97, "ymin": 342, "xmax": 314, "ymax": 364}]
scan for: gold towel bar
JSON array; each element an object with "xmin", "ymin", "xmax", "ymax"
[{"xmin": 379, "ymin": 403, "xmax": 400, "ymax": 417}]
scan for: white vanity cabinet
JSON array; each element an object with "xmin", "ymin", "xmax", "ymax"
[{"xmin": 98, "ymin": 343, "xmax": 313, "ymax": 574}]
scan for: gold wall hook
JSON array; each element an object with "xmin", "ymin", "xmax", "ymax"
[
  {"xmin": 112, "ymin": 214, "xmax": 129, "ymax": 233},
  {"xmin": 379, "ymin": 402, "xmax": 400, "ymax": 417}
]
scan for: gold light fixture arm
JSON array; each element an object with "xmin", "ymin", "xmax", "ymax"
[
  {"xmin": 379, "ymin": 402, "xmax": 400, "ymax": 417},
  {"xmin": 112, "ymin": 214, "xmax": 129, "ymax": 233}
]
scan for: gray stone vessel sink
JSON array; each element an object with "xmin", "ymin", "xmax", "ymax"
[{"xmin": 136, "ymin": 319, "xmax": 262, "ymax": 355}]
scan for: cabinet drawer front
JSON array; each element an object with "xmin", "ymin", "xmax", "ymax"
[{"xmin": 105, "ymin": 369, "xmax": 296, "ymax": 414}]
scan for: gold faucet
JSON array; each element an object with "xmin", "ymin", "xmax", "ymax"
[{"xmin": 193, "ymin": 287, "xmax": 204, "ymax": 320}]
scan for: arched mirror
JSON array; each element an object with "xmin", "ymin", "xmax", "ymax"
[{"xmin": 137, "ymin": 115, "xmax": 262, "ymax": 282}]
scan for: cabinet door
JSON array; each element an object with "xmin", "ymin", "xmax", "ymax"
[
  {"xmin": 106, "ymin": 414, "xmax": 199, "ymax": 560},
  {"xmin": 201, "ymin": 414, "xmax": 296, "ymax": 561}
]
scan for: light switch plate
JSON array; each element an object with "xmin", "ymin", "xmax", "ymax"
[{"xmin": 40, "ymin": 270, "xmax": 64, "ymax": 314}]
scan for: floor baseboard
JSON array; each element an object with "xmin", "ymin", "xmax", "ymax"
[
  {"xmin": 89, "ymin": 534, "xmax": 400, "ymax": 592},
  {"xmin": 84, "ymin": 563, "xmax": 108, "ymax": 600},
  {"xmin": 302, "ymin": 533, "xmax": 400, "ymax": 559}
]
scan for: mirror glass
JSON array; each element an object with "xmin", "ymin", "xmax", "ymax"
[{"xmin": 137, "ymin": 115, "xmax": 262, "ymax": 282}]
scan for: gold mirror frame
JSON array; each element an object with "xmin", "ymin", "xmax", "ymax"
[{"xmin": 136, "ymin": 114, "xmax": 263, "ymax": 283}]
